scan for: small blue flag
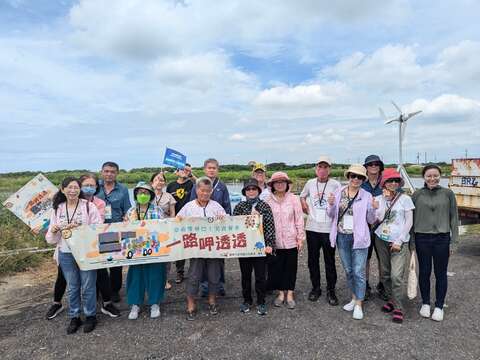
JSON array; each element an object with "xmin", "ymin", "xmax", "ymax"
[{"xmin": 163, "ymin": 147, "xmax": 187, "ymax": 169}]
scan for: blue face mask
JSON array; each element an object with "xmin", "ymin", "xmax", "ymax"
[{"xmin": 81, "ymin": 186, "xmax": 96, "ymax": 196}]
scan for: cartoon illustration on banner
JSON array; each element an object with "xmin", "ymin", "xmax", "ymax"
[
  {"xmin": 2, "ymin": 173, "xmax": 57, "ymax": 234},
  {"xmin": 66, "ymin": 215, "xmax": 265, "ymax": 270}
]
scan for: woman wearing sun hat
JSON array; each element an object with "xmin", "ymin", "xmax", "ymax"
[
  {"xmin": 125, "ymin": 181, "xmax": 167, "ymax": 320},
  {"xmin": 373, "ymin": 168, "xmax": 415, "ymax": 323},
  {"xmin": 266, "ymin": 171, "xmax": 305, "ymax": 310},
  {"xmin": 327, "ymin": 164, "xmax": 377, "ymax": 320}
]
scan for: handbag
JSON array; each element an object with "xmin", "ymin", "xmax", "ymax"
[{"xmin": 407, "ymin": 250, "xmax": 418, "ymax": 300}]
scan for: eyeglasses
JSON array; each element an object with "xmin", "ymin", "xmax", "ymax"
[
  {"xmin": 245, "ymin": 187, "xmax": 258, "ymax": 191},
  {"xmin": 367, "ymin": 162, "xmax": 382, "ymax": 167},
  {"xmin": 348, "ymin": 174, "xmax": 366, "ymax": 181},
  {"xmin": 385, "ymin": 178, "xmax": 401, "ymax": 184}
]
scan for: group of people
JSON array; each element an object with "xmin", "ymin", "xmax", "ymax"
[{"xmin": 44, "ymin": 155, "xmax": 458, "ymax": 334}]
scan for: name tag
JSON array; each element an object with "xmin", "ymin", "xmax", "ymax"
[
  {"xmin": 105, "ymin": 205, "xmax": 112, "ymax": 220},
  {"xmin": 313, "ymin": 209, "xmax": 327, "ymax": 222},
  {"xmin": 343, "ymin": 215, "xmax": 353, "ymax": 231}
]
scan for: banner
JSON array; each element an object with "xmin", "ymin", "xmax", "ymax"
[
  {"xmin": 66, "ymin": 215, "xmax": 265, "ymax": 270},
  {"xmin": 162, "ymin": 147, "xmax": 187, "ymax": 169},
  {"xmin": 2, "ymin": 173, "xmax": 57, "ymax": 234}
]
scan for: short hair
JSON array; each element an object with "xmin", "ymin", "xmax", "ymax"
[
  {"xmin": 150, "ymin": 171, "xmax": 166, "ymax": 183},
  {"xmin": 79, "ymin": 173, "xmax": 100, "ymax": 194},
  {"xmin": 422, "ymin": 164, "xmax": 442, "ymax": 177},
  {"xmin": 101, "ymin": 161, "xmax": 119, "ymax": 171},
  {"xmin": 203, "ymin": 158, "xmax": 219, "ymax": 168},
  {"xmin": 196, "ymin": 176, "xmax": 213, "ymax": 187}
]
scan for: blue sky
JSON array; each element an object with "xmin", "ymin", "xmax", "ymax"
[{"xmin": 1, "ymin": 0, "xmax": 479, "ymax": 172}]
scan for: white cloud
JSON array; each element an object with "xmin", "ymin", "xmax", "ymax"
[
  {"xmin": 406, "ymin": 94, "xmax": 480, "ymax": 118},
  {"xmin": 229, "ymin": 133, "xmax": 247, "ymax": 141}
]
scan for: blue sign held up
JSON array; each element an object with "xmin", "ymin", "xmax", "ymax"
[{"xmin": 163, "ymin": 147, "xmax": 187, "ymax": 169}]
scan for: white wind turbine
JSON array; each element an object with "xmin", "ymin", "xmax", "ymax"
[{"xmin": 379, "ymin": 101, "xmax": 422, "ymax": 192}]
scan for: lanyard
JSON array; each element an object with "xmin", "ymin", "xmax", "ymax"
[
  {"xmin": 155, "ymin": 192, "xmax": 164, "ymax": 206},
  {"xmin": 212, "ymin": 178, "xmax": 219, "ymax": 192},
  {"xmin": 315, "ymin": 179, "xmax": 329, "ymax": 205},
  {"xmin": 196, "ymin": 200, "xmax": 209, "ymax": 217},
  {"xmin": 102, "ymin": 183, "xmax": 116, "ymax": 204},
  {"xmin": 338, "ymin": 187, "xmax": 359, "ymax": 223},
  {"xmin": 136, "ymin": 204, "xmax": 151, "ymax": 221},
  {"xmin": 66, "ymin": 200, "xmax": 80, "ymax": 224}
]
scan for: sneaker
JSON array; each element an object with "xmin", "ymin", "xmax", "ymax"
[
  {"xmin": 326, "ymin": 290, "xmax": 339, "ymax": 306},
  {"xmin": 111, "ymin": 292, "xmax": 121, "ymax": 303},
  {"xmin": 431, "ymin": 307, "xmax": 444, "ymax": 322},
  {"xmin": 83, "ymin": 316, "xmax": 97, "ymax": 333},
  {"xmin": 128, "ymin": 305, "xmax": 140, "ymax": 320},
  {"xmin": 209, "ymin": 303, "xmax": 218, "ymax": 315},
  {"xmin": 273, "ymin": 297, "xmax": 284, "ymax": 307},
  {"xmin": 308, "ymin": 289, "xmax": 321, "ymax": 302},
  {"xmin": 286, "ymin": 300, "xmax": 296, "ymax": 310},
  {"xmin": 186, "ymin": 310, "xmax": 196, "ymax": 321},
  {"xmin": 150, "ymin": 304, "xmax": 160, "ymax": 319},
  {"xmin": 101, "ymin": 302, "xmax": 120, "ymax": 318},
  {"xmin": 392, "ymin": 309, "xmax": 404, "ymax": 324},
  {"xmin": 240, "ymin": 303, "xmax": 251, "ymax": 313},
  {"xmin": 382, "ymin": 302, "xmax": 395, "ymax": 313},
  {"xmin": 343, "ymin": 300, "xmax": 356, "ymax": 312},
  {"xmin": 419, "ymin": 304, "xmax": 431, "ymax": 318},
  {"xmin": 175, "ymin": 273, "xmax": 184, "ymax": 284},
  {"xmin": 46, "ymin": 303, "xmax": 64, "ymax": 320},
  {"xmin": 66, "ymin": 317, "xmax": 82, "ymax": 335},
  {"xmin": 353, "ymin": 305, "xmax": 364, "ymax": 320},
  {"xmin": 257, "ymin": 304, "xmax": 267, "ymax": 316}
]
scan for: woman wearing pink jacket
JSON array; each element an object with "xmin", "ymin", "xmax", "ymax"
[{"xmin": 266, "ymin": 172, "xmax": 305, "ymax": 309}]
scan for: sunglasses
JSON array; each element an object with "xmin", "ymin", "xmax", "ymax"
[
  {"xmin": 348, "ymin": 174, "xmax": 366, "ymax": 181},
  {"xmin": 385, "ymin": 178, "xmax": 401, "ymax": 184},
  {"xmin": 245, "ymin": 187, "xmax": 258, "ymax": 191},
  {"xmin": 367, "ymin": 162, "xmax": 382, "ymax": 167}
]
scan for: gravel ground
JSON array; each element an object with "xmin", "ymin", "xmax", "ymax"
[{"xmin": 1, "ymin": 233, "xmax": 479, "ymax": 360}]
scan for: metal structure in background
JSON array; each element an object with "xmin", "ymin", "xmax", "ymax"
[
  {"xmin": 449, "ymin": 158, "xmax": 480, "ymax": 224},
  {"xmin": 379, "ymin": 101, "xmax": 422, "ymax": 193}
]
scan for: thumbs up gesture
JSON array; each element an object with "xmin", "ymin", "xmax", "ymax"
[
  {"xmin": 372, "ymin": 197, "xmax": 379, "ymax": 209},
  {"xmin": 327, "ymin": 192, "xmax": 335, "ymax": 206}
]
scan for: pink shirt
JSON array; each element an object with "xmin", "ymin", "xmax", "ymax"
[
  {"xmin": 91, "ymin": 196, "xmax": 106, "ymax": 222},
  {"xmin": 266, "ymin": 192, "xmax": 305, "ymax": 249}
]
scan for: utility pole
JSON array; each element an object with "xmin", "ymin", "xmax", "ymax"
[{"xmin": 416, "ymin": 152, "xmax": 420, "ymax": 165}]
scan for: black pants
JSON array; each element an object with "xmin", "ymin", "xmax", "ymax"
[
  {"xmin": 110, "ymin": 266, "xmax": 123, "ymax": 294},
  {"xmin": 53, "ymin": 265, "xmax": 113, "ymax": 303},
  {"xmin": 268, "ymin": 248, "xmax": 298, "ymax": 291},
  {"xmin": 239, "ymin": 257, "xmax": 267, "ymax": 305},
  {"xmin": 176, "ymin": 260, "xmax": 186, "ymax": 275},
  {"xmin": 415, "ymin": 233, "xmax": 450, "ymax": 309},
  {"xmin": 306, "ymin": 231, "xmax": 337, "ymax": 291}
]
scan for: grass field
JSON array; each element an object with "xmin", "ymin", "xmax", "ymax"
[{"xmin": 0, "ymin": 163, "xmax": 451, "ymax": 275}]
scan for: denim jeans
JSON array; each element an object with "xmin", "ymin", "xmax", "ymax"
[
  {"xmin": 59, "ymin": 251, "xmax": 97, "ymax": 318},
  {"xmin": 336, "ymin": 233, "xmax": 368, "ymax": 301}
]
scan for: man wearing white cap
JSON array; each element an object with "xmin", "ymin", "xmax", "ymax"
[{"xmin": 300, "ymin": 156, "xmax": 341, "ymax": 305}]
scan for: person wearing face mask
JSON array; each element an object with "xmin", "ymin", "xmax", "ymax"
[
  {"xmin": 46, "ymin": 177, "xmax": 102, "ymax": 334},
  {"xmin": 125, "ymin": 182, "xmax": 167, "ymax": 320},
  {"xmin": 327, "ymin": 165, "xmax": 377, "ymax": 320},
  {"xmin": 167, "ymin": 167, "xmax": 194, "ymax": 284},
  {"xmin": 233, "ymin": 178, "xmax": 275, "ymax": 316},
  {"xmin": 300, "ymin": 156, "xmax": 341, "ymax": 305},
  {"xmin": 373, "ymin": 169, "xmax": 414, "ymax": 323},
  {"xmin": 412, "ymin": 164, "xmax": 458, "ymax": 322}
]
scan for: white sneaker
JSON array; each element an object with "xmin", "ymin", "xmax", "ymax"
[
  {"xmin": 419, "ymin": 304, "xmax": 431, "ymax": 318},
  {"xmin": 128, "ymin": 305, "xmax": 140, "ymax": 320},
  {"xmin": 343, "ymin": 300, "xmax": 356, "ymax": 312},
  {"xmin": 431, "ymin": 307, "xmax": 444, "ymax": 322},
  {"xmin": 353, "ymin": 305, "xmax": 364, "ymax": 320},
  {"xmin": 150, "ymin": 304, "xmax": 160, "ymax": 319}
]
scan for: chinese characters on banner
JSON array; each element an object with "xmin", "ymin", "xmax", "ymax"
[{"xmin": 66, "ymin": 215, "xmax": 266, "ymax": 271}]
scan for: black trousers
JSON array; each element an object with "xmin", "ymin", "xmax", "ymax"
[
  {"xmin": 239, "ymin": 257, "xmax": 267, "ymax": 305},
  {"xmin": 268, "ymin": 248, "xmax": 298, "ymax": 291},
  {"xmin": 53, "ymin": 265, "xmax": 113, "ymax": 303},
  {"xmin": 109, "ymin": 266, "xmax": 123, "ymax": 294},
  {"xmin": 306, "ymin": 231, "xmax": 337, "ymax": 291}
]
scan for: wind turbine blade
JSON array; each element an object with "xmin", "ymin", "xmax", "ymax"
[
  {"xmin": 406, "ymin": 110, "xmax": 422, "ymax": 119},
  {"xmin": 384, "ymin": 118, "xmax": 398, "ymax": 124},
  {"xmin": 391, "ymin": 101, "xmax": 402, "ymax": 114}
]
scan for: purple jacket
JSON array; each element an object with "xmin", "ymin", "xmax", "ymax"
[{"xmin": 326, "ymin": 185, "xmax": 376, "ymax": 249}]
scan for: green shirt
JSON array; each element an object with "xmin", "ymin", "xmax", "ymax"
[{"xmin": 411, "ymin": 186, "xmax": 459, "ymax": 243}]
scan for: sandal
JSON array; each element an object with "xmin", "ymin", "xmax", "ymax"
[
  {"xmin": 382, "ymin": 302, "xmax": 394, "ymax": 313},
  {"xmin": 392, "ymin": 309, "xmax": 404, "ymax": 323}
]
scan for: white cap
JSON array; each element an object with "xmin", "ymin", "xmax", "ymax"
[{"xmin": 317, "ymin": 156, "xmax": 332, "ymax": 166}]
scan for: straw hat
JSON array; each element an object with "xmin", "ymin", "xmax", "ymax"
[{"xmin": 344, "ymin": 164, "xmax": 367, "ymax": 179}]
